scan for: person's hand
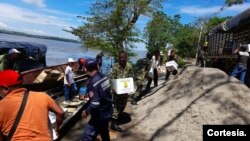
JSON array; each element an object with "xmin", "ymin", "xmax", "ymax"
[
  {"xmin": 55, "ymin": 127, "xmax": 59, "ymax": 137},
  {"xmin": 67, "ymin": 83, "xmax": 71, "ymax": 87},
  {"xmin": 111, "ymin": 88, "xmax": 116, "ymax": 94},
  {"xmin": 81, "ymin": 110, "xmax": 88, "ymax": 118}
]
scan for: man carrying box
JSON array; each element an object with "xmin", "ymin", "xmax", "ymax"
[
  {"xmin": 109, "ymin": 51, "xmax": 134, "ymax": 132},
  {"xmin": 165, "ymin": 50, "xmax": 178, "ymax": 81}
]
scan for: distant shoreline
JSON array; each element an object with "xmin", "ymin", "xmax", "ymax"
[{"xmin": 0, "ymin": 29, "xmax": 80, "ymax": 43}]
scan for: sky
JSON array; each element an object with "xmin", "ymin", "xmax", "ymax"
[{"xmin": 0, "ymin": 0, "xmax": 249, "ymax": 41}]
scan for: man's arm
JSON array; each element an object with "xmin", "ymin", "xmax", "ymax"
[
  {"xmin": 233, "ymin": 47, "xmax": 240, "ymax": 54},
  {"xmin": 128, "ymin": 63, "xmax": 134, "ymax": 78},
  {"xmin": 65, "ymin": 67, "xmax": 71, "ymax": 86},
  {"xmin": 109, "ymin": 65, "xmax": 117, "ymax": 92},
  {"xmin": 0, "ymin": 133, "xmax": 3, "ymax": 141},
  {"xmin": 84, "ymin": 85, "xmax": 100, "ymax": 116},
  {"xmin": 47, "ymin": 96, "xmax": 64, "ymax": 133}
]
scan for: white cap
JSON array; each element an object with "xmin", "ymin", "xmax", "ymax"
[
  {"xmin": 68, "ymin": 58, "xmax": 75, "ymax": 63},
  {"xmin": 8, "ymin": 48, "xmax": 21, "ymax": 55}
]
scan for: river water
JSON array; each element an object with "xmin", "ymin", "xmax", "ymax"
[{"xmin": 0, "ymin": 33, "xmax": 146, "ymax": 74}]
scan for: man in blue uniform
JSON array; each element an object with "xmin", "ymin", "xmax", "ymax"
[{"xmin": 81, "ymin": 58, "xmax": 113, "ymax": 141}]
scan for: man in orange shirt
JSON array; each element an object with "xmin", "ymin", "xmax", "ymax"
[{"xmin": 0, "ymin": 70, "xmax": 64, "ymax": 141}]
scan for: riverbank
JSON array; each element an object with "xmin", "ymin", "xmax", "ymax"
[{"xmin": 0, "ymin": 29, "xmax": 80, "ymax": 43}]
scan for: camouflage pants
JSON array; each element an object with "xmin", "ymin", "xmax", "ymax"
[
  {"xmin": 133, "ymin": 84, "xmax": 143, "ymax": 98},
  {"xmin": 112, "ymin": 93, "xmax": 129, "ymax": 120}
]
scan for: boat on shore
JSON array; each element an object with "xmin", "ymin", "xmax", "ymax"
[
  {"xmin": 0, "ymin": 40, "xmax": 88, "ymax": 137},
  {"xmin": 0, "ymin": 40, "xmax": 87, "ymax": 91}
]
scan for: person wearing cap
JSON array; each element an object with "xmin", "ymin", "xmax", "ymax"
[
  {"xmin": 109, "ymin": 51, "xmax": 133, "ymax": 132},
  {"xmin": 63, "ymin": 58, "xmax": 77, "ymax": 104},
  {"xmin": 0, "ymin": 70, "xmax": 64, "ymax": 140},
  {"xmin": 231, "ymin": 44, "xmax": 249, "ymax": 83},
  {"xmin": 78, "ymin": 58, "xmax": 87, "ymax": 73},
  {"xmin": 197, "ymin": 44, "xmax": 209, "ymax": 68},
  {"xmin": 0, "ymin": 48, "xmax": 21, "ymax": 71},
  {"xmin": 81, "ymin": 58, "xmax": 112, "ymax": 141}
]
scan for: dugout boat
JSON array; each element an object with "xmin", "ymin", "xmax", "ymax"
[{"xmin": 0, "ymin": 40, "xmax": 89, "ymax": 137}]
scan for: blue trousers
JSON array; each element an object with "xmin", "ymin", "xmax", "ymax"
[
  {"xmin": 63, "ymin": 83, "xmax": 77, "ymax": 101},
  {"xmin": 231, "ymin": 65, "xmax": 247, "ymax": 83},
  {"xmin": 81, "ymin": 117, "xmax": 110, "ymax": 141}
]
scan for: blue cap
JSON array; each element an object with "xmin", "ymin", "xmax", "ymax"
[
  {"xmin": 85, "ymin": 58, "xmax": 98, "ymax": 71},
  {"xmin": 79, "ymin": 87, "xmax": 87, "ymax": 96}
]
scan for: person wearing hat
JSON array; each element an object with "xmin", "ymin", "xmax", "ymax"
[
  {"xmin": 0, "ymin": 70, "xmax": 64, "ymax": 140},
  {"xmin": 81, "ymin": 58, "xmax": 112, "ymax": 141},
  {"xmin": 0, "ymin": 48, "xmax": 21, "ymax": 71},
  {"xmin": 78, "ymin": 58, "xmax": 87, "ymax": 73},
  {"xmin": 197, "ymin": 44, "xmax": 209, "ymax": 68},
  {"xmin": 63, "ymin": 58, "xmax": 77, "ymax": 104},
  {"xmin": 231, "ymin": 44, "xmax": 249, "ymax": 83}
]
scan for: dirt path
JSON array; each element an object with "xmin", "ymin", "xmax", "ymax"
[
  {"xmin": 113, "ymin": 65, "xmax": 250, "ymax": 141},
  {"xmin": 62, "ymin": 65, "xmax": 250, "ymax": 141}
]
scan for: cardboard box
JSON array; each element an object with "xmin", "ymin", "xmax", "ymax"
[
  {"xmin": 113, "ymin": 77, "xmax": 135, "ymax": 94},
  {"xmin": 33, "ymin": 69, "xmax": 64, "ymax": 83},
  {"xmin": 166, "ymin": 61, "xmax": 178, "ymax": 71}
]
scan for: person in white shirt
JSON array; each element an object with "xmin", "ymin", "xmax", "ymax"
[
  {"xmin": 231, "ymin": 45, "xmax": 249, "ymax": 83},
  {"xmin": 146, "ymin": 51, "xmax": 159, "ymax": 90},
  {"xmin": 64, "ymin": 58, "xmax": 77, "ymax": 104}
]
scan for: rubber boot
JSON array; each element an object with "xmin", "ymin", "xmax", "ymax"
[
  {"xmin": 131, "ymin": 97, "xmax": 137, "ymax": 105},
  {"xmin": 111, "ymin": 119, "xmax": 122, "ymax": 132}
]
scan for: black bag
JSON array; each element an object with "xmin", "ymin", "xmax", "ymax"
[{"xmin": 3, "ymin": 91, "xmax": 29, "ymax": 141}]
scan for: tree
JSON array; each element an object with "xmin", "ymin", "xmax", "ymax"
[
  {"xmin": 225, "ymin": 0, "xmax": 246, "ymax": 6},
  {"xmin": 144, "ymin": 11, "xmax": 175, "ymax": 53},
  {"xmin": 69, "ymin": 0, "xmax": 245, "ymax": 59},
  {"xmin": 70, "ymin": 0, "xmax": 164, "ymax": 59},
  {"xmin": 173, "ymin": 24, "xmax": 199, "ymax": 58}
]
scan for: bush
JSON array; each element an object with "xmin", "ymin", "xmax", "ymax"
[{"xmin": 177, "ymin": 57, "xmax": 187, "ymax": 68}]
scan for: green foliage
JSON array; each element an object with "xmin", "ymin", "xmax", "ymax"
[
  {"xmin": 205, "ymin": 17, "xmax": 231, "ymax": 31},
  {"xmin": 0, "ymin": 29, "xmax": 79, "ymax": 43},
  {"xmin": 70, "ymin": 0, "xmax": 245, "ymax": 60},
  {"xmin": 70, "ymin": 0, "xmax": 165, "ymax": 59},
  {"xmin": 224, "ymin": 0, "xmax": 246, "ymax": 6},
  {"xmin": 144, "ymin": 12, "xmax": 199, "ymax": 58},
  {"xmin": 173, "ymin": 24, "xmax": 199, "ymax": 58},
  {"xmin": 144, "ymin": 12, "xmax": 181, "ymax": 54},
  {"xmin": 176, "ymin": 57, "xmax": 186, "ymax": 68}
]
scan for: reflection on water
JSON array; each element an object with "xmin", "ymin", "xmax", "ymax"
[{"xmin": 0, "ymin": 33, "xmax": 146, "ymax": 74}]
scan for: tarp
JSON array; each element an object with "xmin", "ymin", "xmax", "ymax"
[
  {"xmin": 0, "ymin": 41, "xmax": 47, "ymax": 57},
  {"xmin": 0, "ymin": 41, "xmax": 47, "ymax": 72},
  {"xmin": 210, "ymin": 8, "xmax": 250, "ymax": 34}
]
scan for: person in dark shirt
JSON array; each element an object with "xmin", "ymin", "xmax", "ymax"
[
  {"xmin": 231, "ymin": 45, "xmax": 249, "ymax": 83},
  {"xmin": 165, "ymin": 50, "xmax": 178, "ymax": 81},
  {"xmin": 81, "ymin": 58, "xmax": 112, "ymax": 141},
  {"xmin": 96, "ymin": 52, "xmax": 104, "ymax": 73}
]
